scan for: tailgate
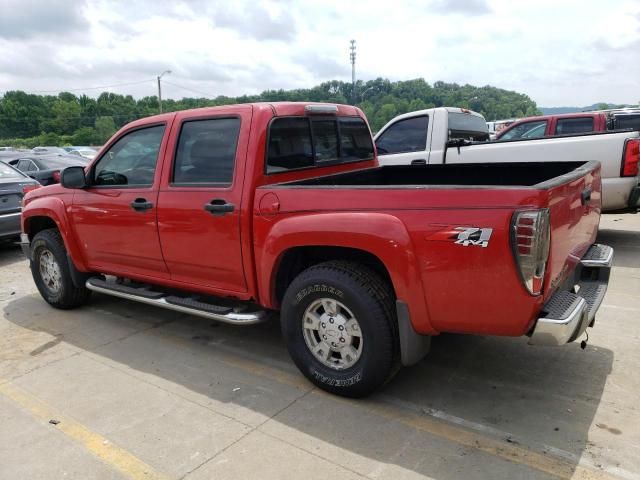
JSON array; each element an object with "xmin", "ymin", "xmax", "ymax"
[{"xmin": 542, "ymin": 161, "xmax": 601, "ymax": 298}]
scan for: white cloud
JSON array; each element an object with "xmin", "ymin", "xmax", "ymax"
[{"xmin": 0, "ymin": 0, "xmax": 638, "ymax": 107}]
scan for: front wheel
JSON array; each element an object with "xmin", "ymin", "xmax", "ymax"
[
  {"xmin": 30, "ymin": 229, "xmax": 91, "ymax": 309},
  {"xmin": 281, "ymin": 261, "xmax": 399, "ymax": 397}
]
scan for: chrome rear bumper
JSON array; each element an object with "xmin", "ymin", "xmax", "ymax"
[{"xmin": 529, "ymin": 244, "xmax": 613, "ymax": 346}]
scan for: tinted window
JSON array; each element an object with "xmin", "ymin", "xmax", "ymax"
[
  {"xmin": 375, "ymin": 116, "xmax": 428, "ymax": 155},
  {"xmin": 0, "ymin": 162, "xmax": 23, "ymax": 179},
  {"xmin": 613, "ymin": 114, "xmax": 640, "ymax": 130},
  {"xmin": 555, "ymin": 117, "xmax": 594, "ymax": 135},
  {"xmin": 340, "ymin": 117, "xmax": 375, "ymax": 160},
  {"xmin": 94, "ymin": 125, "xmax": 165, "ymax": 186},
  {"xmin": 498, "ymin": 121, "xmax": 547, "ymax": 141},
  {"xmin": 312, "ymin": 120, "xmax": 339, "ymax": 162},
  {"xmin": 266, "ymin": 117, "xmax": 373, "ymax": 173},
  {"xmin": 173, "ymin": 118, "xmax": 241, "ymax": 185}
]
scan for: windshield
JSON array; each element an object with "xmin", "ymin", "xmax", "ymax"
[
  {"xmin": 0, "ymin": 162, "xmax": 24, "ymax": 179},
  {"xmin": 448, "ymin": 112, "xmax": 489, "ymax": 141}
]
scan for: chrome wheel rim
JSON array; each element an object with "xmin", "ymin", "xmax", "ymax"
[
  {"xmin": 302, "ymin": 298, "xmax": 363, "ymax": 370},
  {"xmin": 39, "ymin": 249, "xmax": 62, "ymax": 294}
]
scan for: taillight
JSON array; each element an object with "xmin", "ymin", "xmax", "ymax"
[
  {"xmin": 622, "ymin": 139, "xmax": 640, "ymax": 177},
  {"xmin": 22, "ymin": 184, "xmax": 40, "ymax": 195},
  {"xmin": 52, "ymin": 170, "xmax": 61, "ymax": 183},
  {"xmin": 511, "ymin": 209, "xmax": 550, "ymax": 295}
]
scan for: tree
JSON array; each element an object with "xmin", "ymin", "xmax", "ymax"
[{"xmin": 94, "ymin": 116, "xmax": 116, "ymax": 143}]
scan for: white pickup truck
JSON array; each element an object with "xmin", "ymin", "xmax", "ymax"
[{"xmin": 374, "ymin": 107, "xmax": 640, "ymax": 211}]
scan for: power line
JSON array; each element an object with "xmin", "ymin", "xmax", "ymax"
[
  {"xmin": 0, "ymin": 79, "xmax": 154, "ymax": 95},
  {"xmin": 162, "ymin": 80, "xmax": 215, "ymax": 98}
]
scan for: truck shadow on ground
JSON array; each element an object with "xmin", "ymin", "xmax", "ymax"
[
  {"xmin": 4, "ymin": 290, "xmax": 614, "ymax": 479},
  {"xmin": 0, "ymin": 243, "xmax": 23, "ymax": 268},
  {"xmin": 596, "ymin": 228, "xmax": 640, "ymax": 268}
]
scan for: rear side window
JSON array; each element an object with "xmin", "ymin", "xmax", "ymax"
[
  {"xmin": 173, "ymin": 118, "xmax": 241, "ymax": 185},
  {"xmin": 555, "ymin": 117, "xmax": 594, "ymax": 135},
  {"xmin": 613, "ymin": 114, "xmax": 640, "ymax": 130},
  {"xmin": 375, "ymin": 116, "xmax": 428, "ymax": 155},
  {"xmin": 266, "ymin": 116, "xmax": 373, "ymax": 173}
]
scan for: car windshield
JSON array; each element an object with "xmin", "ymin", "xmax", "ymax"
[{"xmin": 0, "ymin": 162, "xmax": 24, "ymax": 179}]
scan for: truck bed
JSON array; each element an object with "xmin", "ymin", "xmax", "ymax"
[{"xmin": 274, "ymin": 161, "xmax": 592, "ymax": 189}]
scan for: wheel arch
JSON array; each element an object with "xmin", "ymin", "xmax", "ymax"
[{"xmin": 257, "ymin": 212, "xmax": 435, "ymax": 335}]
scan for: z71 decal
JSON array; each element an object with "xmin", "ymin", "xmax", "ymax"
[
  {"xmin": 453, "ymin": 227, "xmax": 493, "ymax": 248},
  {"xmin": 425, "ymin": 226, "xmax": 494, "ymax": 248}
]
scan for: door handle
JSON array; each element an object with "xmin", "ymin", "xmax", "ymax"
[
  {"xmin": 410, "ymin": 159, "xmax": 427, "ymax": 166},
  {"xmin": 130, "ymin": 198, "xmax": 153, "ymax": 211},
  {"xmin": 581, "ymin": 188, "xmax": 592, "ymax": 206},
  {"xmin": 204, "ymin": 199, "xmax": 235, "ymax": 216}
]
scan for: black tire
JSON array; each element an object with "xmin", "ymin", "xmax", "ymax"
[
  {"xmin": 30, "ymin": 229, "xmax": 91, "ymax": 309},
  {"xmin": 281, "ymin": 261, "xmax": 399, "ymax": 397}
]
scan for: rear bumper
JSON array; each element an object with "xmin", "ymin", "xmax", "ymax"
[
  {"xmin": 529, "ymin": 244, "xmax": 613, "ymax": 346},
  {"xmin": 0, "ymin": 211, "xmax": 22, "ymax": 240}
]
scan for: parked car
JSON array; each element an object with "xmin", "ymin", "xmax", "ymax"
[
  {"xmin": 20, "ymin": 102, "xmax": 612, "ymax": 397},
  {"xmin": 0, "ymin": 161, "xmax": 40, "ymax": 243},
  {"xmin": 32, "ymin": 146, "xmax": 69, "ymax": 156},
  {"xmin": 68, "ymin": 147, "xmax": 98, "ymax": 160},
  {"xmin": 8, "ymin": 155, "xmax": 87, "ymax": 185},
  {"xmin": 486, "ymin": 119, "xmax": 517, "ymax": 139},
  {"xmin": 374, "ymin": 107, "xmax": 640, "ymax": 211}
]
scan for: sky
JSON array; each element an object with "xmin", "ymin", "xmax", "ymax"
[{"xmin": 0, "ymin": 0, "xmax": 638, "ymax": 107}]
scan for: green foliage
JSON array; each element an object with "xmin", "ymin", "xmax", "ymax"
[{"xmin": 0, "ymin": 78, "xmax": 540, "ymax": 144}]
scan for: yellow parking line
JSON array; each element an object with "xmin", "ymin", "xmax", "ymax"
[
  {"xmin": 151, "ymin": 330, "xmax": 615, "ymax": 480},
  {"xmin": 0, "ymin": 381, "xmax": 170, "ymax": 480}
]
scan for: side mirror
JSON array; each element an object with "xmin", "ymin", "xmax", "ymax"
[{"xmin": 61, "ymin": 166, "xmax": 88, "ymax": 189}]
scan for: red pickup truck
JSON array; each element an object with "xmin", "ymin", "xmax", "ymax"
[
  {"xmin": 20, "ymin": 102, "xmax": 613, "ymax": 397},
  {"xmin": 496, "ymin": 110, "xmax": 640, "ymax": 141}
]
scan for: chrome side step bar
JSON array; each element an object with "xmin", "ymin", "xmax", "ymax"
[{"xmin": 85, "ymin": 278, "xmax": 267, "ymax": 326}]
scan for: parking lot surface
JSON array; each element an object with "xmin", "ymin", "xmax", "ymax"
[{"xmin": 1, "ymin": 213, "xmax": 639, "ymax": 480}]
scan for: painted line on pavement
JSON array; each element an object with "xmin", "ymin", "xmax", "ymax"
[{"xmin": 0, "ymin": 381, "xmax": 170, "ymax": 480}]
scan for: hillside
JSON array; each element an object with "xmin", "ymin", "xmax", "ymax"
[{"xmin": 0, "ymin": 78, "xmax": 540, "ymax": 146}]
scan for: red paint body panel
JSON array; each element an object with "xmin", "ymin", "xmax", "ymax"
[{"xmin": 21, "ymin": 102, "xmax": 602, "ymax": 339}]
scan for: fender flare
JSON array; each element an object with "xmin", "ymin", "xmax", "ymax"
[
  {"xmin": 258, "ymin": 212, "xmax": 435, "ymax": 334},
  {"xmin": 22, "ymin": 197, "xmax": 88, "ymax": 272}
]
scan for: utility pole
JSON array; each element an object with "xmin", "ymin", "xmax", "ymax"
[
  {"xmin": 349, "ymin": 40, "xmax": 356, "ymax": 104},
  {"xmin": 157, "ymin": 70, "xmax": 171, "ymax": 113}
]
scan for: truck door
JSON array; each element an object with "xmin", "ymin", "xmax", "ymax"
[
  {"xmin": 71, "ymin": 123, "xmax": 170, "ymax": 278},
  {"xmin": 156, "ymin": 107, "xmax": 252, "ymax": 294},
  {"xmin": 375, "ymin": 115, "xmax": 430, "ymax": 166}
]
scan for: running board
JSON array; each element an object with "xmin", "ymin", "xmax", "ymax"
[{"xmin": 85, "ymin": 278, "xmax": 266, "ymax": 325}]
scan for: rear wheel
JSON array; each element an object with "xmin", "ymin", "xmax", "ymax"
[
  {"xmin": 281, "ymin": 261, "xmax": 398, "ymax": 397},
  {"xmin": 30, "ymin": 229, "xmax": 91, "ymax": 309}
]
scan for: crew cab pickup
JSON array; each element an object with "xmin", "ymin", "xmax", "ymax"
[
  {"xmin": 20, "ymin": 102, "xmax": 613, "ymax": 397},
  {"xmin": 375, "ymin": 107, "xmax": 640, "ymax": 211},
  {"xmin": 496, "ymin": 110, "xmax": 640, "ymax": 141}
]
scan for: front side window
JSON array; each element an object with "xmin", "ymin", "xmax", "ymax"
[
  {"xmin": 173, "ymin": 118, "xmax": 241, "ymax": 185},
  {"xmin": 93, "ymin": 125, "xmax": 165, "ymax": 186},
  {"xmin": 375, "ymin": 116, "xmax": 428, "ymax": 155},
  {"xmin": 266, "ymin": 116, "xmax": 373, "ymax": 173},
  {"xmin": 499, "ymin": 120, "xmax": 547, "ymax": 141},
  {"xmin": 555, "ymin": 117, "xmax": 594, "ymax": 135}
]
